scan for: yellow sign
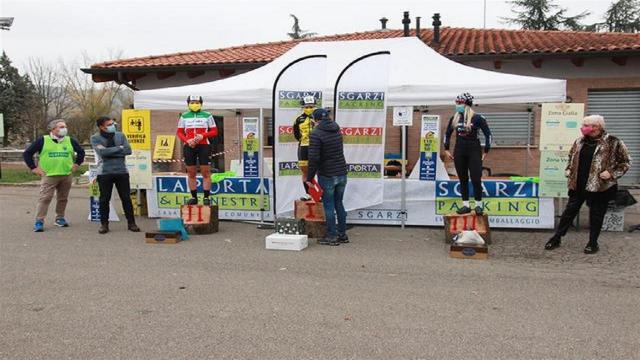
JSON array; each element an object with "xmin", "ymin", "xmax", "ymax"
[
  {"xmin": 153, "ymin": 135, "xmax": 176, "ymax": 160},
  {"xmin": 540, "ymin": 103, "xmax": 584, "ymax": 151},
  {"xmin": 122, "ymin": 109, "xmax": 151, "ymax": 150}
]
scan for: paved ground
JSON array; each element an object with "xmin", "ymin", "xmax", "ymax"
[{"xmin": 1, "ymin": 186, "xmax": 639, "ymax": 360}]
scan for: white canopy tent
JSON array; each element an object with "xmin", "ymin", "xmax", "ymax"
[{"xmin": 135, "ymin": 37, "xmax": 566, "ymax": 109}]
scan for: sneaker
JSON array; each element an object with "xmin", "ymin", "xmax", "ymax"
[
  {"xmin": 203, "ymin": 198, "xmax": 211, "ymax": 206},
  {"xmin": 128, "ymin": 223, "xmax": 141, "ymax": 232},
  {"xmin": 318, "ymin": 237, "xmax": 340, "ymax": 246},
  {"xmin": 474, "ymin": 206, "xmax": 484, "ymax": 215},
  {"xmin": 33, "ymin": 220, "xmax": 44, "ymax": 232},
  {"xmin": 300, "ymin": 194, "xmax": 312, "ymax": 201},
  {"xmin": 584, "ymin": 244, "xmax": 599, "ymax": 254},
  {"xmin": 98, "ymin": 223, "xmax": 109, "ymax": 234},
  {"xmin": 337, "ymin": 234, "xmax": 350, "ymax": 243},
  {"xmin": 54, "ymin": 218, "xmax": 69, "ymax": 227},
  {"xmin": 544, "ymin": 237, "xmax": 561, "ymax": 250},
  {"xmin": 456, "ymin": 206, "xmax": 472, "ymax": 215},
  {"xmin": 187, "ymin": 197, "xmax": 198, "ymax": 205}
]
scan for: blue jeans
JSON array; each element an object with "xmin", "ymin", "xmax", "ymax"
[{"xmin": 317, "ymin": 175, "xmax": 347, "ymax": 238}]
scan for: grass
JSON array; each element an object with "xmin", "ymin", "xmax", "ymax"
[{"xmin": 0, "ymin": 165, "xmax": 89, "ymax": 184}]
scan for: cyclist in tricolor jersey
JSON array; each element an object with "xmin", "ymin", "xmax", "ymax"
[{"xmin": 176, "ymin": 95, "xmax": 218, "ymax": 205}]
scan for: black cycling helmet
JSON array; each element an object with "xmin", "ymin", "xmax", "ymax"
[
  {"xmin": 455, "ymin": 92, "xmax": 474, "ymax": 106},
  {"xmin": 312, "ymin": 108, "xmax": 330, "ymax": 121}
]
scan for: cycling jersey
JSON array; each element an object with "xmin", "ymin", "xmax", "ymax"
[
  {"xmin": 176, "ymin": 110, "xmax": 218, "ymax": 145},
  {"xmin": 293, "ymin": 113, "xmax": 315, "ymax": 147}
]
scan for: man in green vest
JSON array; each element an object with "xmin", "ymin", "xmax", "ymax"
[{"xmin": 23, "ymin": 119, "xmax": 85, "ymax": 232}]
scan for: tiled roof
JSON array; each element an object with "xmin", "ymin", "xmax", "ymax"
[{"xmin": 91, "ymin": 27, "xmax": 640, "ymax": 69}]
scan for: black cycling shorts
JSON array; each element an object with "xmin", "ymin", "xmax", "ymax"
[
  {"xmin": 298, "ymin": 145, "xmax": 309, "ymax": 167},
  {"xmin": 183, "ymin": 144, "xmax": 210, "ymax": 166}
]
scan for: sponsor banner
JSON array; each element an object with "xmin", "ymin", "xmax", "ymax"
[
  {"xmin": 347, "ymin": 179, "xmax": 553, "ymax": 228},
  {"xmin": 147, "ymin": 176, "xmax": 273, "ymax": 220},
  {"xmin": 334, "ymin": 52, "xmax": 391, "ymax": 211},
  {"xmin": 540, "ymin": 103, "xmax": 584, "ymax": 151},
  {"xmin": 87, "ymin": 164, "xmax": 119, "ymax": 222},
  {"xmin": 436, "ymin": 180, "xmax": 539, "ymax": 216},
  {"xmin": 122, "ymin": 109, "xmax": 151, "ymax": 150},
  {"xmin": 278, "ymin": 90, "xmax": 322, "ymax": 109},
  {"xmin": 126, "ymin": 149, "xmax": 153, "ymax": 189},
  {"xmin": 242, "ymin": 117, "xmax": 260, "ymax": 178},
  {"xmin": 153, "ymin": 135, "xmax": 176, "ymax": 160},
  {"xmin": 539, "ymin": 150, "xmax": 569, "ymax": 198},
  {"xmin": 419, "ymin": 115, "xmax": 440, "ymax": 181},
  {"xmin": 273, "ymin": 56, "xmax": 327, "ymax": 215}
]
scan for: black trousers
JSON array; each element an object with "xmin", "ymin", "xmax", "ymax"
[
  {"xmin": 454, "ymin": 141, "xmax": 483, "ymax": 201},
  {"xmin": 97, "ymin": 173, "xmax": 135, "ymax": 225},
  {"xmin": 553, "ymin": 186, "xmax": 616, "ymax": 246}
]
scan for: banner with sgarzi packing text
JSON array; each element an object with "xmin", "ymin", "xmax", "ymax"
[
  {"xmin": 274, "ymin": 55, "xmax": 327, "ymax": 215},
  {"xmin": 334, "ymin": 52, "xmax": 391, "ymax": 211},
  {"xmin": 436, "ymin": 180, "xmax": 539, "ymax": 217}
]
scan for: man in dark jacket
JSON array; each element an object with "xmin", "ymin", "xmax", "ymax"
[
  {"xmin": 306, "ymin": 108, "xmax": 348, "ymax": 246},
  {"xmin": 90, "ymin": 116, "xmax": 140, "ymax": 234}
]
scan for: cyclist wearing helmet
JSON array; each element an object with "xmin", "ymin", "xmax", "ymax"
[
  {"xmin": 293, "ymin": 95, "xmax": 317, "ymax": 201},
  {"xmin": 443, "ymin": 92, "xmax": 492, "ymax": 215},
  {"xmin": 176, "ymin": 95, "xmax": 218, "ymax": 205}
]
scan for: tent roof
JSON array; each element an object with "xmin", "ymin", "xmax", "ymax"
[{"xmin": 135, "ymin": 37, "xmax": 566, "ymax": 110}]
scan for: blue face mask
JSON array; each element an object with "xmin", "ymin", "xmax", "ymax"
[
  {"xmin": 106, "ymin": 124, "xmax": 117, "ymax": 133},
  {"xmin": 455, "ymin": 104, "xmax": 466, "ymax": 113}
]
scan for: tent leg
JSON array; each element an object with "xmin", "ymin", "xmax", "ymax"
[
  {"xmin": 400, "ymin": 125, "xmax": 407, "ymax": 229},
  {"xmin": 257, "ymin": 107, "xmax": 273, "ymax": 229}
]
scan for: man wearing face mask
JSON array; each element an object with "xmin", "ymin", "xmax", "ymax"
[
  {"xmin": 545, "ymin": 115, "xmax": 630, "ymax": 254},
  {"xmin": 23, "ymin": 119, "xmax": 85, "ymax": 232},
  {"xmin": 293, "ymin": 95, "xmax": 317, "ymax": 201},
  {"xmin": 176, "ymin": 96, "xmax": 218, "ymax": 205},
  {"xmin": 443, "ymin": 92, "xmax": 492, "ymax": 215},
  {"xmin": 91, "ymin": 116, "xmax": 140, "ymax": 234}
]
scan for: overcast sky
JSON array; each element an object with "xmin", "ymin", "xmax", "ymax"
[{"xmin": 1, "ymin": 0, "xmax": 610, "ymax": 72}]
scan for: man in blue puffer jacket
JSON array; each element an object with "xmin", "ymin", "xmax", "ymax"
[{"xmin": 306, "ymin": 108, "xmax": 348, "ymax": 246}]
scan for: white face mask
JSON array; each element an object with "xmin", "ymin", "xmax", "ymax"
[{"xmin": 57, "ymin": 128, "xmax": 68, "ymax": 137}]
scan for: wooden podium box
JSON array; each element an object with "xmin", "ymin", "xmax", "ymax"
[
  {"xmin": 443, "ymin": 212, "xmax": 491, "ymax": 244},
  {"xmin": 450, "ymin": 243, "xmax": 488, "ymax": 260},
  {"xmin": 145, "ymin": 231, "xmax": 182, "ymax": 244},
  {"xmin": 294, "ymin": 200, "xmax": 326, "ymax": 239},
  {"xmin": 180, "ymin": 205, "xmax": 219, "ymax": 234}
]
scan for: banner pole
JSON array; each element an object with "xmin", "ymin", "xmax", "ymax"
[
  {"xmin": 257, "ymin": 108, "xmax": 273, "ymax": 229},
  {"xmin": 401, "ymin": 125, "xmax": 407, "ymax": 229}
]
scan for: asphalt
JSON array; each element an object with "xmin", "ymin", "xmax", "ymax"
[{"xmin": 1, "ymin": 186, "xmax": 639, "ymax": 360}]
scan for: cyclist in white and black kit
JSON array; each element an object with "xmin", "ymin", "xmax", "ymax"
[{"xmin": 443, "ymin": 92, "xmax": 492, "ymax": 215}]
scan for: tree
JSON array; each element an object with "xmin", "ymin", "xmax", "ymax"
[
  {"xmin": 62, "ymin": 52, "xmax": 133, "ymax": 142},
  {"xmin": 503, "ymin": 0, "xmax": 590, "ymax": 30},
  {"xmin": 287, "ymin": 14, "xmax": 317, "ymax": 39},
  {"xmin": 25, "ymin": 58, "xmax": 73, "ymax": 141},
  {"xmin": 604, "ymin": 0, "xmax": 640, "ymax": 32},
  {"xmin": 0, "ymin": 52, "xmax": 36, "ymax": 146}
]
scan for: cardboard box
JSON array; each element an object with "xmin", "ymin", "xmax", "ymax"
[
  {"xmin": 443, "ymin": 213, "xmax": 491, "ymax": 244},
  {"xmin": 294, "ymin": 200, "xmax": 325, "ymax": 221},
  {"xmin": 145, "ymin": 231, "xmax": 182, "ymax": 244},
  {"xmin": 265, "ymin": 233, "xmax": 308, "ymax": 251},
  {"xmin": 180, "ymin": 205, "xmax": 219, "ymax": 234},
  {"xmin": 276, "ymin": 218, "xmax": 306, "ymax": 235},
  {"xmin": 449, "ymin": 243, "xmax": 488, "ymax": 260}
]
